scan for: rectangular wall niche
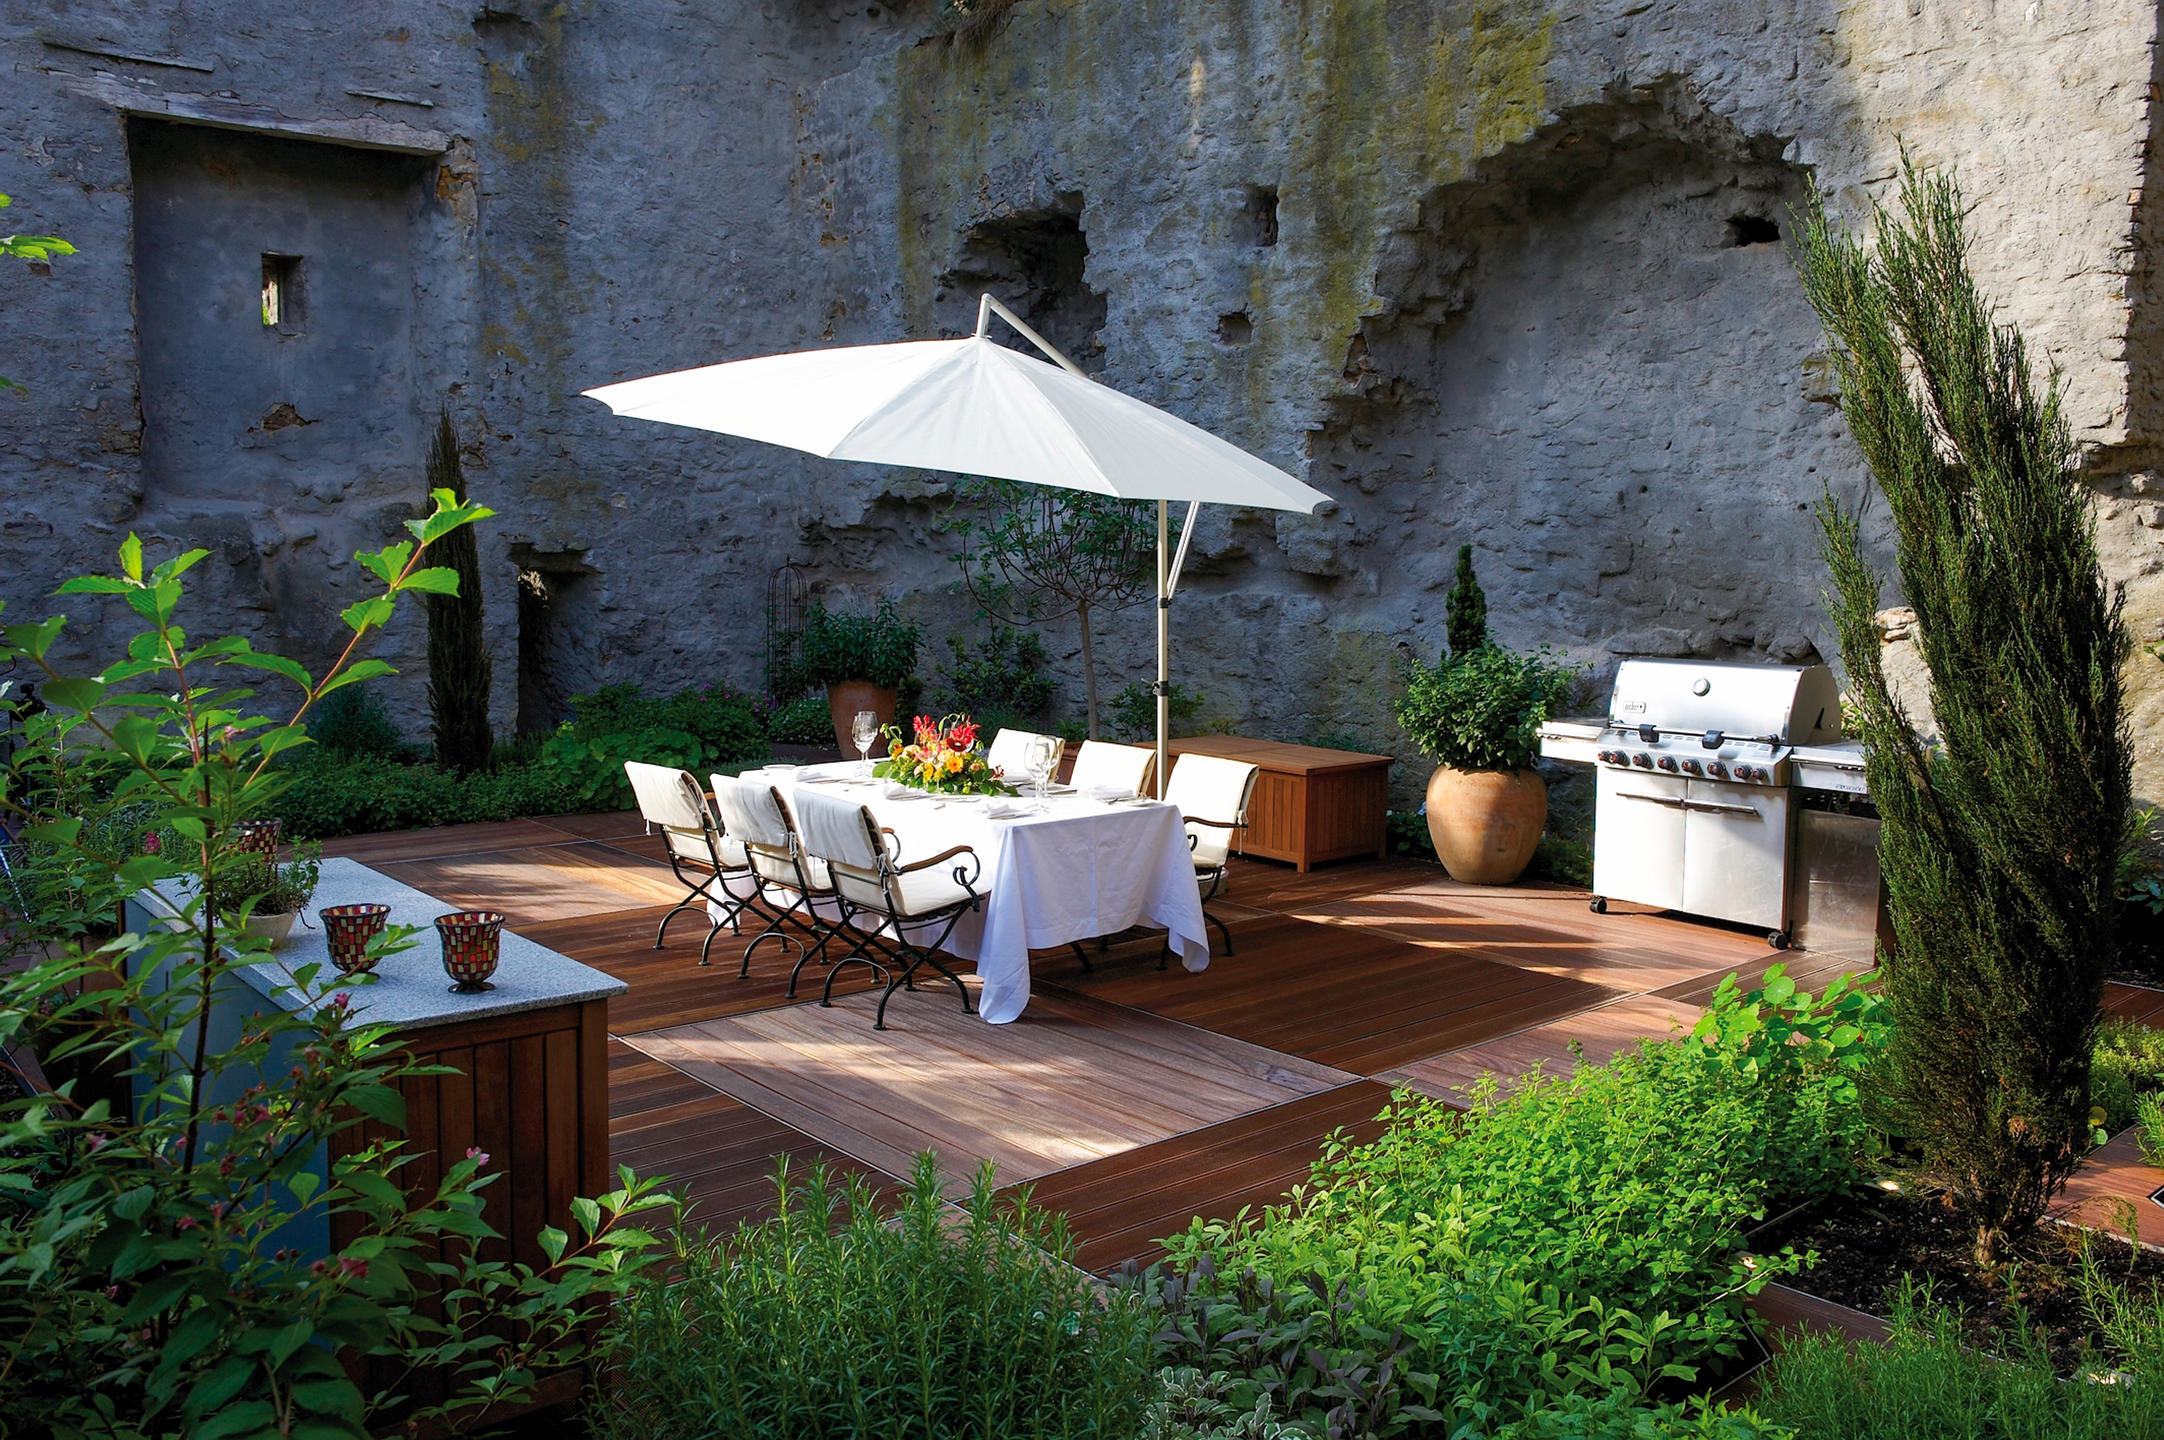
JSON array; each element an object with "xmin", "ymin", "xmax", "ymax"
[{"xmin": 128, "ymin": 119, "xmax": 429, "ymax": 507}]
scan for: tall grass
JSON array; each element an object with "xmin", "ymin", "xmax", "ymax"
[
  {"xmin": 1756, "ymin": 1273, "xmax": 2164, "ymax": 1438},
  {"xmin": 589, "ymin": 1153, "xmax": 1154, "ymax": 1440}
]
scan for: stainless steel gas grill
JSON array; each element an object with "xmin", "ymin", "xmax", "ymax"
[{"xmin": 1538, "ymin": 659, "xmax": 1855, "ymax": 949}]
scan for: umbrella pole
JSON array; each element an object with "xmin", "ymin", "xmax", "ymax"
[{"xmin": 1156, "ymin": 499, "xmax": 1169, "ymax": 800}]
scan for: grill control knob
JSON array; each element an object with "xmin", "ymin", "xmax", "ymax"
[
  {"xmin": 1656, "ymin": 756, "xmax": 1679, "ymax": 773},
  {"xmin": 1705, "ymin": 761, "xmax": 1728, "ymax": 779},
  {"xmin": 1735, "ymin": 764, "xmax": 1761, "ymax": 783},
  {"xmin": 1681, "ymin": 759, "xmax": 1703, "ymax": 776},
  {"xmin": 1631, "ymin": 753, "xmax": 1654, "ymax": 769}
]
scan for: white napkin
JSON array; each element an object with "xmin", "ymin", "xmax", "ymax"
[
  {"xmin": 982, "ymin": 799, "xmax": 1031, "ymax": 819},
  {"xmin": 881, "ymin": 784, "xmax": 931, "ymax": 802},
  {"xmin": 798, "ymin": 774, "xmax": 844, "ymax": 786},
  {"xmin": 1084, "ymin": 784, "xmax": 1134, "ymax": 804}
]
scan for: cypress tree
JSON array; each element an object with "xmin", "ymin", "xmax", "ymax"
[
  {"xmin": 1444, "ymin": 544, "xmax": 1489, "ymax": 659},
  {"xmin": 1796, "ymin": 159, "xmax": 2132, "ymax": 1265},
  {"xmin": 423, "ymin": 409, "xmax": 494, "ymax": 774}
]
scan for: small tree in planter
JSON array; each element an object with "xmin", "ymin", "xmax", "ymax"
[
  {"xmin": 796, "ymin": 598, "xmax": 921, "ymax": 756},
  {"xmin": 1395, "ymin": 552, "xmax": 1576, "ymax": 884},
  {"xmin": 423, "ymin": 407, "xmax": 494, "ymax": 776},
  {"xmin": 1796, "ymin": 159, "xmax": 2132, "ymax": 1265}
]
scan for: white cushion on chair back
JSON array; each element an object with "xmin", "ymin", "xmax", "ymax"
[
  {"xmin": 1068, "ymin": 740, "xmax": 1155, "ymax": 797},
  {"xmin": 1164, "ymin": 754, "xmax": 1259, "ymax": 868},
  {"xmin": 624, "ymin": 761, "xmax": 736, "ymax": 869},
  {"xmin": 710, "ymin": 774, "xmax": 816, "ymax": 889},
  {"xmin": 793, "ymin": 787, "xmax": 890, "ymax": 911},
  {"xmin": 985, "ymin": 728, "xmax": 1055, "ymax": 781}
]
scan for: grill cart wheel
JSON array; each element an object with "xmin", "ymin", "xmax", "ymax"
[
  {"xmin": 1767, "ymin": 930, "xmax": 1790, "ymax": 950},
  {"xmin": 1589, "ymin": 897, "xmax": 1608, "ymax": 915}
]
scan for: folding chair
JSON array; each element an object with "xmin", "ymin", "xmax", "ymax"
[
  {"xmin": 1162, "ymin": 752, "xmax": 1261, "ymax": 964},
  {"xmin": 1068, "ymin": 739, "xmax": 1156, "ymax": 797}
]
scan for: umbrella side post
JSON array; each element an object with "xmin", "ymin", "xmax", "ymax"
[{"xmin": 1157, "ymin": 499, "xmax": 1169, "ymax": 801}]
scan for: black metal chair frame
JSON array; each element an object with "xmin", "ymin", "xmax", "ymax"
[
  {"xmin": 817, "ymin": 813, "xmax": 983, "ymax": 1030},
  {"xmin": 710, "ymin": 780, "xmax": 844, "ymax": 989},
  {"xmin": 1162, "ymin": 813, "xmax": 1245, "ymax": 970},
  {"xmin": 647, "ymin": 807, "xmax": 761, "ymax": 966}
]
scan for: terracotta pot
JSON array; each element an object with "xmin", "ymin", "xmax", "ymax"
[
  {"xmin": 1423, "ymin": 766, "xmax": 1547, "ymax": 885},
  {"xmin": 826, "ymin": 681, "xmax": 900, "ymax": 760}
]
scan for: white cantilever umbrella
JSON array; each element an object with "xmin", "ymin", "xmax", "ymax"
[{"xmin": 583, "ymin": 294, "xmax": 1331, "ymax": 793}]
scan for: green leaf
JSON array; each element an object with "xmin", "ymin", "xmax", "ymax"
[
  {"xmin": 148, "ymin": 547, "xmax": 210, "ymax": 583},
  {"xmin": 233, "ymin": 647, "xmax": 313, "ymax": 691},
  {"xmin": 119, "ymin": 533, "xmax": 143, "ymax": 580},
  {"xmin": 3, "ymin": 615, "xmax": 67, "ymax": 659},
  {"xmin": 339, "ymin": 595, "xmax": 396, "ymax": 634},
  {"xmin": 356, "ymin": 541, "xmax": 414, "ymax": 585},
  {"xmin": 399, "ymin": 565, "xmax": 463, "ymax": 596},
  {"xmin": 408, "ymin": 492, "xmax": 496, "ymax": 548},
  {"xmin": 53, "ymin": 575, "xmax": 132, "ymax": 595},
  {"xmin": 38, "ymin": 676, "xmax": 107, "ymax": 713},
  {"xmin": 345, "ymin": 1083, "xmax": 407, "ymax": 1131},
  {"xmin": 316, "ymin": 659, "xmax": 397, "ymax": 696}
]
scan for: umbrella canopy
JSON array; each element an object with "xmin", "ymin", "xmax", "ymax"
[
  {"xmin": 583, "ymin": 294, "xmax": 1333, "ymax": 795},
  {"xmin": 583, "ymin": 326, "xmax": 1329, "ymax": 515}
]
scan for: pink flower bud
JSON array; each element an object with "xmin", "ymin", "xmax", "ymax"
[{"xmin": 466, "ymin": 1147, "xmax": 490, "ymax": 1168}]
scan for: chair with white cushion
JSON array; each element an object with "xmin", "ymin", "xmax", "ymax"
[
  {"xmin": 793, "ymin": 786, "xmax": 982, "ymax": 1031},
  {"xmin": 1067, "ymin": 740, "xmax": 1156, "ymax": 798},
  {"xmin": 1163, "ymin": 753, "xmax": 1261, "ymax": 961},
  {"xmin": 623, "ymin": 760, "xmax": 755, "ymax": 966},
  {"xmin": 984, "ymin": 727, "xmax": 1057, "ymax": 786},
  {"xmin": 710, "ymin": 773, "xmax": 838, "ymax": 990}
]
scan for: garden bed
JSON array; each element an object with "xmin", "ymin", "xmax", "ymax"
[{"xmin": 1758, "ymin": 1181, "xmax": 2164, "ymax": 1373}]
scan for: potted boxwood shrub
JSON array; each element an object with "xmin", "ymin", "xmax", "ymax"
[
  {"xmin": 1395, "ymin": 549, "xmax": 1577, "ymax": 884},
  {"xmin": 798, "ymin": 599, "xmax": 921, "ymax": 757}
]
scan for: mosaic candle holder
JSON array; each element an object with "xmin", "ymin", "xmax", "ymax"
[
  {"xmin": 435, "ymin": 910, "xmax": 505, "ymax": 993},
  {"xmin": 234, "ymin": 818, "xmax": 283, "ymax": 857},
  {"xmin": 320, "ymin": 903, "xmax": 391, "ymax": 975}
]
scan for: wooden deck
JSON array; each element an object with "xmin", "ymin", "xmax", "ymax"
[{"xmin": 329, "ymin": 813, "xmax": 1855, "ymax": 1268}]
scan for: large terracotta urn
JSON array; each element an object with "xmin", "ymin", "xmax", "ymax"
[
  {"xmin": 826, "ymin": 680, "xmax": 899, "ymax": 760},
  {"xmin": 1423, "ymin": 766, "xmax": 1547, "ymax": 885}
]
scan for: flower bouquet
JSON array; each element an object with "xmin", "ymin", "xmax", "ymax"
[{"xmin": 872, "ymin": 714, "xmax": 1018, "ymax": 796}]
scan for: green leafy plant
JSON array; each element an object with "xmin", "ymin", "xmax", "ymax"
[
  {"xmin": 422, "ymin": 408, "xmax": 494, "ymax": 775},
  {"xmin": 945, "ymin": 476, "xmax": 1153, "ymax": 736},
  {"xmin": 305, "ymin": 684, "xmax": 407, "ymax": 759},
  {"xmin": 795, "ymin": 598, "xmax": 921, "ymax": 690},
  {"xmin": 2138, "ymin": 1092, "xmax": 2164, "ymax": 1167},
  {"xmin": 939, "ymin": 626, "xmax": 1057, "ymax": 722},
  {"xmin": 0, "ymin": 513, "xmax": 675, "ymax": 1437},
  {"xmin": 274, "ymin": 750, "xmax": 580, "ymax": 841},
  {"xmin": 766, "ymin": 691, "xmax": 838, "ymax": 746},
  {"xmin": 1111, "ymin": 679, "xmax": 1204, "ymax": 744},
  {"xmin": 1797, "ymin": 157, "xmax": 2133, "ymax": 1265},
  {"xmin": 221, "ymin": 841, "xmax": 322, "ymax": 917},
  {"xmin": 1138, "ymin": 967, "xmax": 1880, "ymax": 1437},
  {"xmin": 590, "ymin": 1153, "xmax": 1156, "ymax": 1440},
  {"xmin": 529, "ymin": 681, "xmax": 770, "ymax": 811},
  {"xmin": 1444, "ymin": 544, "xmax": 1488, "ymax": 659},
  {"xmin": 1395, "ymin": 645, "xmax": 1577, "ymax": 773}
]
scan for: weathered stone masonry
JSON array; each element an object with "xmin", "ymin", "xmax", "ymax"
[{"xmin": 2, "ymin": 1, "xmax": 2159, "ymax": 808}]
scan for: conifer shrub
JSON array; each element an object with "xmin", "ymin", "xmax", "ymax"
[
  {"xmin": 422, "ymin": 409, "xmax": 495, "ymax": 775},
  {"xmin": 1444, "ymin": 543, "xmax": 1489, "ymax": 658},
  {"xmin": 1796, "ymin": 158, "xmax": 2133, "ymax": 1263}
]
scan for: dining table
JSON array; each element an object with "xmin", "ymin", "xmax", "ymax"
[{"xmin": 727, "ymin": 761, "xmax": 1211, "ymax": 1023}]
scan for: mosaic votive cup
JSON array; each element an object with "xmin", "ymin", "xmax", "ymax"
[
  {"xmin": 435, "ymin": 910, "xmax": 505, "ymax": 993},
  {"xmin": 320, "ymin": 903, "xmax": 391, "ymax": 975},
  {"xmin": 234, "ymin": 818, "xmax": 283, "ymax": 857}
]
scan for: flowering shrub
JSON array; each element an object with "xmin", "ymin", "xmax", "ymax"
[{"xmin": 871, "ymin": 714, "xmax": 1017, "ymax": 796}]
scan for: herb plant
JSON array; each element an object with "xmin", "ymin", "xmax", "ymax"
[
  {"xmin": 592, "ymin": 1153, "xmax": 1155, "ymax": 1440},
  {"xmin": 795, "ymin": 598, "xmax": 922, "ymax": 690}
]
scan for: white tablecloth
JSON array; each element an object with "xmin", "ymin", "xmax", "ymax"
[{"xmin": 723, "ymin": 762, "xmax": 1209, "ymax": 1023}]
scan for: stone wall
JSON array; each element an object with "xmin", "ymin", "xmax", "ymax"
[{"xmin": 1, "ymin": 0, "xmax": 2159, "ymax": 808}]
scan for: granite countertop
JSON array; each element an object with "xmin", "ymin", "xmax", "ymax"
[{"xmin": 138, "ymin": 857, "xmax": 627, "ymax": 1033}]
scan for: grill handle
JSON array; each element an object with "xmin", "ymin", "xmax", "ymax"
[
  {"xmin": 1614, "ymin": 792, "xmax": 1764, "ymax": 818},
  {"xmin": 1615, "ymin": 791, "xmax": 1688, "ymax": 810}
]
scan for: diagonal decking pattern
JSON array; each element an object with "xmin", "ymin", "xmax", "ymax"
[{"xmin": 327, "ymin": 812, "xmax": 1845, "ymax": 1270}]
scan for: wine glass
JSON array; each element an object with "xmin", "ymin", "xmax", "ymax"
[
  {"xmin": 852, "ymin": 710, "xmax": 880, "ymax": 778},
  {"xmin": 1026, "ymin": 735, "xmax": 1059, "ymax": 810}
]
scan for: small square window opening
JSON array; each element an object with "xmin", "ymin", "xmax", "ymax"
[{"xmin": 261, "ymin": 253, "xmax": 302, "ymax": 331}]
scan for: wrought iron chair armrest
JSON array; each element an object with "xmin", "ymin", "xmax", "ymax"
[
  {"xmin": 894, "ymin": 843, "xmax": 977, "ymax": 876},
  {"xmin": 1183, "ymin": 815, "xmax": 1243, "ymax": 830}
]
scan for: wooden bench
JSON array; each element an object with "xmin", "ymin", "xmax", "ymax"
[{"xmin": 1166, "ymin": 737, "xmax": 1393, "ymax": 872}]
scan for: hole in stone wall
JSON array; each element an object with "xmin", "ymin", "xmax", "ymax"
[
  {"xmin": 1246, "ymin": 186, "xmax": 1279, "ymax": 247},
  {"xmin": 513, "ymin": 548, "xmax": 595, "ymax": 735},
  {"xmin": 937, "ymin": 194, "xmax": 1107, "ymax": 368},
  {"xmin": 1725, "ymin": 213, "xmax": 1780, "ymax": 247},
  {"xmin": 1217, "ymin": 310, "xmax": 1253, "ymax": 345},
  {"xmin": 260, "ymin": 252, "xmax": 302, "ymax": 331}
]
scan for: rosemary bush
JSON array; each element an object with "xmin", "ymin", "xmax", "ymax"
[{"xmin": 592, "ymin": 1153, "xmax": 1155, "ymax": 1440}]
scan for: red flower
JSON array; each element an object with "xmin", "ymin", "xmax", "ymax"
[
  {"xmin": 142, "ymin": 832, "xmax": 162, "ymax": 855},
  {"xmin": 951, "ymin": 721, "xmax": 979, "ymax": 749}
]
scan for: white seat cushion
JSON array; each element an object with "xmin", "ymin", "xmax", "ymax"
[
  {"xmin": 1164, "ymin": 753, "xmax": 1260, "ymax": 868},
  {"xmin": 1068, "ymin": 740, "xmax": 1155, "ymax": 797}
]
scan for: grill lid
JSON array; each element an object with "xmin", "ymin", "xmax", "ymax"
[{"xmin": 1606, "ymin": 659, "xmax": 1843, "ymax": 745}]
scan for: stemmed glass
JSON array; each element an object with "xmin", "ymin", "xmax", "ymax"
[
  {"xmin": 1026, "ymin": 735, "xmax": 1060, "ymax": 811},
  {"xmin": 852, "ymin": 710, "xmax": 880, "ymax": 779}
]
